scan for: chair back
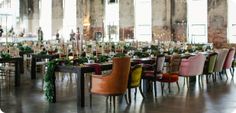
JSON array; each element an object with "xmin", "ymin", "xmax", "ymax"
[
  {"xmin": 214, "ymin": 49, "xmax": 229, "ymax": 72},
  {"xmin": 110, "ymin": 57, "xmax": 131, "ymax": 94},
  {"xmin": 206, "ymin": 52, "xmax": 218, "ymax": 74},
  {"xmin": 179, "ymin": 53, "xmax": 206, "ymax": 76},
  {"xmin": 129, "ymin": 64, "xmax": 143, "ymax": 88},
  {"xmin": 169, "ymin": 54, "xmax": 181, "ymax": 73},
  {"xmin": 224, "ymin": 47, "xmax": 235, "ymax": 69},
  {"xmin": 154, "ymin": 55, "xmax": 165, "ymax": 76}
]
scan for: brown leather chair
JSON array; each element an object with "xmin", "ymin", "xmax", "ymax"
[{"xmin": 90, "ymin": 57, "xmax": 131, "ymax": 107}]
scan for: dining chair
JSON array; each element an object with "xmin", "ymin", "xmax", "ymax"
[
  {"xmin": 231, "ymin": 52, "xmax": 236, "ymax": 75},
  {"xmin": 214, "ymin": 49, "xmax": 229, "ymax": 80},
  {"xmin": 203, "ymin": 52, "xmax": 218, "ymax": 83},
  {"xmin": 90, "ymin": 57, "xmax": 131, "ymax": 108},
  {"xmin": 223, "ymin": 47, "xmax": 235, "ymax": 77},
  {"xmin": 178, "ymin": 53, "xmax": 206, "ymax": 87},
  {"xmin": 128, "ymin": 64, "xmax": 144, "ymax": 103},
  {"xmin": 142, "ymin": 54, "xmax": 165, "ymax": 97},
  {"xmin": 156, "ymin": 54, "xmax": 181, "ymax": 95}
]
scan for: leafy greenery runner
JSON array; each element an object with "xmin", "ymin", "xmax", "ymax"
[{"xmin": 44, "ymin": 60, "xmax": 57, "ymax": 102}]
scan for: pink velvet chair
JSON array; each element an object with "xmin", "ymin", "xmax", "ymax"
[
  {"xmin": 178, "ymin": 53, "xmax": 206, "ymax": 86},
  {"xmin": 223, "ymin": 47, "xmax": 235, "ymax": 77}
]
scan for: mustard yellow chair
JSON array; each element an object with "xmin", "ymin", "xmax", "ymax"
[{"xmin": 128, "ymin": 64, "xmax": 144, "ymax": 103}]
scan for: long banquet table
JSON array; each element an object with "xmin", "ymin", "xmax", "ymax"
[
  {"xmin": 50, "ymin": 52, "xmax": 211, "ymax": 109},
  {"xmin": 31, "ymin": 54, "xmax": 59, "ymax": 79},
  {"xmin": 0, "ymin": 57, "xmax": 23, "ymax": 87},
  {"xmin": 52, "ymin": 61, "xmax": 140, "ymax": 108}
]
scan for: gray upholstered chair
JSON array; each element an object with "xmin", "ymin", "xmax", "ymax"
[{"xmin": 214, "ymin": 49, "xmax": 229, "ymax": 80}]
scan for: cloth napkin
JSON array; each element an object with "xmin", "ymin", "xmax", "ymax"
[{"xmin": 87, "ymin": 63, "xmax": 102, "ymax": 75}]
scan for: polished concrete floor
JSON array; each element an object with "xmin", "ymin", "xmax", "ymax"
[{"xmin": 1, "ymin": 68, "xmax": 236, "ymax": 113}]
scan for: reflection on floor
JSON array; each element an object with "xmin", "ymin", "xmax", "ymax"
[{"xmin": 1, "ymin": 70, "xmax": 236, "ymax": 113}]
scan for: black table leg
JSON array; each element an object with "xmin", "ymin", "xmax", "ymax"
[
  {"xmin": 20, "ymin": 57, "xmax": 24, "ymax": 73},
  {"xmin": 15, "ymin": 61, "xmax": 20, "ymax": 87},
  {"xmin": 52, "ymin": 70, "xmax": 56, "ymax": 103},
  {"xmin": 31, "ymin": 57, "xmax": 36, "ymax": 79},
  {"xmin": 142, "ymin": 79, "xmax": 148, "ymax": 93},
  {"xmin": 77, "ymin": 69, "xmax": 85, "ymax": 108}
]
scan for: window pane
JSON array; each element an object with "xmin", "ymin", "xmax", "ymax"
[
  {"xmin": 104, "ymin": 0, "xmax": 119, "ymax": 42},
  {"xmin": 228, "ymin": 0, "xmax": 236, "ymax": 43},
  {"xmin": 40, "ymin": 0, "xmax": 52, "ymax": 40},
  {"xmin": 134, "ymin": 0, "xmax": 152, "ymax": 42},
  {"xmin": 187, "ymin": 0, "xmax": 208, "ymax": 43}
]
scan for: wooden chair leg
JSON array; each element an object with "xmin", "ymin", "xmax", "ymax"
[
  {"xmin": 201, "ymin": 75, "xmax": 204, "ymax": 87},
  {"xmin": 233, "ymin": 67, "xmax": 235, "ymax": 74},
  {"xmin": 225, "ymin": 70, "xmax": 228, "ymax": 79},
  {"xmin": 168, "ymin": 83, "xmax": 171, "ymax": 93},
  {"xmin": 230, "ymin": 68, "xmax": 234, "ymax": 77},
  {"xmin": 90, "ymin": 93, "xmax": 92, "ymax": 107},
  {"xmin": 213, "ymin": 73, "xmax": 216, "ymax": 82},
  {"xmin": 219, "ymin": 72, "xmax": 223, "ymax": 80},
  {"xmin": 124, "ymin": 94, "xmax": 129, "ymax": 104},
  {"xmin": 183, "ymin": 77, "xmax": 186, "ymax": 86},
  {"xmin": 206, "ymin": 74, "xmax": 209, "ymax": 83},
  {"xmin": 198, "ymin": 76, "xmax": 201, "ymax": 88},
  {"xmin": 134, "ymin": 88, "xmax": 137, "ymax": 100},
  {"xmin": 128, "ymin": 88, "xmax": 131, "ymax": 103},
  {"xmin": 139, "ymin": 85, "xmax": 145, "ymax": 98},
  {"xmin": 186, "ymin": 77, "xmax": 189, "ymax": 88},
  {"xmin": 154, "ymin": 81, "xmax": 157, "ymax": 97},
  {"xmin": 106, "ymin": 96, "xmax": 109, "ymax": 103},
  {"xmin": 113, "ymin": 96, "xmax": 116, "ymax": 110},
  {"xmin": 176, "ymin": 81, "xmax": 180, "ymax": 91},
  {"xmin": 110, "ymin": 96, "xmax": 112, "ymax": 105},
  {"xmin": 161, "ymin": 82, "xmax": 164, "ymax": 96}
]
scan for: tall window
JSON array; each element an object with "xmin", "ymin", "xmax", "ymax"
[
  {"xmin": 134, "ymin": 0, "xmax": 152, "ymax": 42},
  {"xmin": 187, "ymin": 0, "xmax": 208, "ymax": 43},
  {"xmin": 228, "ymin": 0, "xmax": 236, "ymax": 43},
  {"xmin": 104, "ymin": 0, "xmax": 119, "ymax": 42},
  {"xmin": 39, "ymin": 0, "xmax": 52, "ymax": 40},
  {"xmin": 0, "ymin": 0, "xmax": 19, "ymax": 35},
  {"xmin": 63, "ymin": 0, "xmax": 76, "ymax": 41}
]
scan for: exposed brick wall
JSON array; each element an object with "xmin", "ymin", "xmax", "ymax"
[
  {"xmin": 208, "ymin": 0, "xmax": 227, "ymax": 48},
  {"xmin": 119, "ymin": 27, "xmax": 134, "ymax": 41}
]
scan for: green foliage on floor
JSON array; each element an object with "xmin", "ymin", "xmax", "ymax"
[{"xmin": 44, "ymin": 60, "xmax": 57, "ymax": 102}]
